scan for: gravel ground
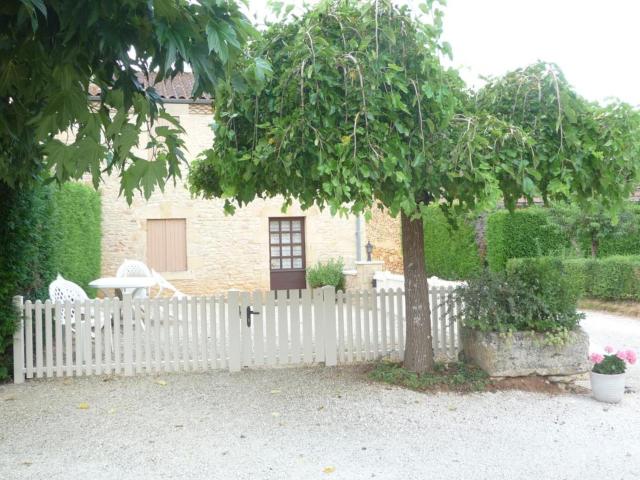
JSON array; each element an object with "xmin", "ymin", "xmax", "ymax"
[{"xmin": 1, "ymin": 310, "xmax": 639, "ymax": 480}]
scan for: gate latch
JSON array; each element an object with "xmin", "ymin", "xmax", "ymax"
[{"xmin": 246, "ymin": 306, "xmax": 260, "ymax": 327}]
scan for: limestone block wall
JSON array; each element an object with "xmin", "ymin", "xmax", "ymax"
[
  {"xmin": 99, "ymin": 103, "xmax": 364, "ymax": 294},
  {"xmin": 366, "ymin": 208, "xmax": 403, "ymax": 274}
]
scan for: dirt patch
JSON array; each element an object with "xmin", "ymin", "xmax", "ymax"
[
  {"xmin": 367, "ymin": 362, "xmax": 580, "ymax": 395},
  {"xmin": 487, "ymin": 376, "xmax": 563, "ymax": 394},
  {"xmin": 579, "ymin": 299, "xmax": 640, "ymax": 319}
]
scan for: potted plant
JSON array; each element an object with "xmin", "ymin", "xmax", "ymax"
[
  {"xmin": 454, "ymin": 260, "xmax": 590, "ymax": 378},
  {"xmin": 589, "ymin": 346, "xmax": 637, "ymax": 403}
]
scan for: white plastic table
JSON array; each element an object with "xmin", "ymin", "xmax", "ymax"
[{"xmin": 89, "ymin": 277, "xmax": 156, "ymax": 298}]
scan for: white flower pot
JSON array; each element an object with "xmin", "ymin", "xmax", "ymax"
[{"xmin": 590, "ymin": 371, "xmax": 626, "ymax": 403}]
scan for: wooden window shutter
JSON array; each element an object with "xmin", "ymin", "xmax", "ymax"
[{"xmin": 147, "ymin": 219, "xmax": 187, "ymax": 272}]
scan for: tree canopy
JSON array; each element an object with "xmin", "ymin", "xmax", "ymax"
[
  {"xmin": 190, "ymin": 1, "xmax": 640, "ymax": 219},
  {"xmin": 189, "ymin": 0, "xmax": 640, "ymax": 372},
  {"xmin": 0, "ymin": 0, "xmax": 257, "ymax": 201}
]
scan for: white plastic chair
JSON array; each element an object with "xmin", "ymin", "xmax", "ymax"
[
  {"xmin": 151, "ymin": 269, "xmax": 188, "ymax": 299},
  {"xmin": 48, "ymin": 274, "xmax": 103, "ymax": 335},
  {"xmin": 116, "ymin": 259, "xmax": 152, "ymax": 299}
]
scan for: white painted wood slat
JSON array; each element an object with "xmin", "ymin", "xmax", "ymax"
[
  {"xmin": 276, "ymin": 291, "xmax": 288, "ymax": 365},
  {"xmin": 301, "ymin": 289, "xmax": 313, "ymax": 363},
  {"xmin": 25, "ymin": 301, "xmax": 33, "ymax": 379},
  {"xmin": 252, "ymin": 291, "xmax": 265, "ymax": 366},
  {"xmin": 265, "ymin": 291, "xmax": 277, "ymax": 366}
]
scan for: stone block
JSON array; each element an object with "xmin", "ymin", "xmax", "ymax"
[{"xmin": 461, "ymin": 327, "xmax": 590, "ymax": 377}]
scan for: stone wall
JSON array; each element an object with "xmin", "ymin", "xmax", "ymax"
[
  {"xmin": 99, "ymin": 103, "xmax": 364, "ymax": 295},
  {"xmin": 366, "ymin": 208, "xmax": 403, "ymax": 273}
]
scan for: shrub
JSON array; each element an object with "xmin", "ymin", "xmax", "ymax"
[
  {"xmin": 561, "ymin": 258, "xmax": 588, "ymax": 299},
  {"xmin": 0, "ymin": 183, "xmax": 58, "ymax": 379},
  {"xmin": 51, "ymin": 183, "xmax": 102, "ymax": 295},
  {"xmin": 584, "ymin": 256, "xmax": 640, "ymax": 301},
  {"xmin": 507, "ymin": 255, "xmax": 640, "ymax": 302},
  {"xmin": 423, "ymin": 205, "xmax": 482, "ymax": 280},
  {"xmin": 306, "ymin": 258, "xmax": 345, "ymax": 291},
  {"xmin": 454, "ymin": 266, "xmax": 582, "ymax": 335},
  {"xmin": 486, "ymin": 208, "xmax": 569, "ymax": 271},
  {"xmin": 506, "ymin": 257, "xmax": 582, "ymax": 310},
  {"xmin": 0, "ymin": 181, "xmax": 102, "ymax": 380}
]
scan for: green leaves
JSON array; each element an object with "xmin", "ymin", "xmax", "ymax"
[
  {"xmin": 191, "ymin": 0, "xmax": 461, "ymax": 218},
  {"xmin": 1, "ymin": 0, "xmax": 253, "ymax": 201}
]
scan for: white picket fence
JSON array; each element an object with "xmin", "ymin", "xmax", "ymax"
[{"xmin": 12, "ymin": 286, "xmax": 460, "ymax": 383}]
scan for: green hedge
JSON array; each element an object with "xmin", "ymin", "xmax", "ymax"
[
  {"xmin": 507, "ymin": 256, "xmax": 640, "ymax": 301},
  {"xmin": 51, "ymin": 183, "xmax": 102, "ymax": 294},
  {"xmin": 486, "ymin": 208, "xmax": 569, "ymax": 271},
  {"xmin": 506, "ymin": 257, "xmax": 581, "ymax": 308},
  {"xmin": 0, "ymin": 182, "xmax": 101, "ymax": 380},
  {"xmin": 423, "ymin": 205, "xmax": 481, "ymax": 280},
  {"xmin": 0, "ymin": 184, "xmax": 57, "ymax": 378}
]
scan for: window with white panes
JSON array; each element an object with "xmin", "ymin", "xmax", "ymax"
[{"xmin": 269, "ymin": 218, "xmax": 305, "ymax": 271}]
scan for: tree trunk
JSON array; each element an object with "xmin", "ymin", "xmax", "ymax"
[
  {"xmin": 401, "ymin": 212, "xmax": 434, "ymax": 373},
  {"xmin": 590, "ymin": 236, "xmax": 598, "ymax": 258}
]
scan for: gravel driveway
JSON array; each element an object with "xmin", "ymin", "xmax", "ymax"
[{"xmin": 1, "ymin": 310, "xmax": 639, "ymax": 480}]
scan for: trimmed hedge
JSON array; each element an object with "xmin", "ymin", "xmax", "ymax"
[
  {"xmin": 51, "ymin": 183, "xmax": 102, "ymax": 294},
  {"xmin": 0, "ymin": 183, "xmax": 57, "ymax": 378},
  {"xmin": 0, "ymin": 182, "xmax": 101, "ymax": 380},
  {"xmin": 507, "ymin": 256, "xmax": 640, "ymax": 301},
  {"xmin": 423, "ymin": 205, "xmax": 481, "ymax": 280},
  {"xmin": 486, "ymin": 208, "xmax": 568, "ymax": 271}
]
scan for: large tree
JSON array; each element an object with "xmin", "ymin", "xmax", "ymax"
[
  {"xmin": 0, "ymin": 0, "xmax": 259, "ymax": 200},
  {"xmin": 0, "ymin": 0, "xmax": 259, "ymax": 379},
  {"xmin": 190, "ymin": 0, "xmax": 640, "ymax": 372}
]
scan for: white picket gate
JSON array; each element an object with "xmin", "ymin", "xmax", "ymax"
[{"xmin": 12, "ymin": 286, "xmax": 460, "ymax": 383}]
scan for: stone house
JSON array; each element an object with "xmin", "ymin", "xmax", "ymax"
[{"xmin": 96, "ymin": 74, "xmax": 371, "ymax": 295}]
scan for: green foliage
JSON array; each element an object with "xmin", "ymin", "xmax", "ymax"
[
  {"xmin": 188, "ymin": 0, "xmax": 640, "ymax": 371},
  {"xmin": 423, "ymin": 205, "xmax": 481, "ymax": 280},
  {"xmin": 188, "ymin": 3, "xmax": 627, "ymax": 221},
  {"xmin": 306, "ymin": 258, "xmax": 345, "ymax": 291},
  {"xmin": 513, "ymin": 256, "xmax": 640, "ymax": 301},
  {"xmin": 0, "ymin": 0, "xmax": 254, "ymax": 200},
  {"xmin": 476, "ymin": 63, "xmax": 640, "ymax": 212},
  {"xmin": 369, "ymin": 361, "xmax": 489, "ymax": 392},
  {"xmin": 486, "ymin": 208, "xmax": 568, "ymax": 271},
  {"xmin": 0, "ymin": 181, "xmax": 101, "ymax": 379},
  {"xmin": 592, "ymin": 354, "xmax": 627, "ymax": 375},
  {"xmin": 51, "ymin": 183, "xmax": 101, "ymax": 295},
  {"xmin": 548, "ymin": 202, "xmax": 640, "ymax": 257},
  {"xmin": 505, "ymin": 257, "xmax": 582, "ymax": 314},
  {"xmin": 454, "ymin": 266, "xmax": 582, "ymax": 335},
  {"xmin": 581, "ymin": 256, "xmax": 640, "ymax": 301},
  {"xmin": 561, "ymin": 258, "xmax": 589, "ymax": 299},
  {"xmin": 0, "ymin": 183, "xmax": 57, "ymax": 379}
]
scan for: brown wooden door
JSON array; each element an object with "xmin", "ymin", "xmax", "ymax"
[{"xmin": 269, "ymin": 217, "xmax": 306, "ymax": 290}]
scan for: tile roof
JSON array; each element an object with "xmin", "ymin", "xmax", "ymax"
[{"xmin": 89, "ymin": 72, "xmax": 211, "ymax": 102}]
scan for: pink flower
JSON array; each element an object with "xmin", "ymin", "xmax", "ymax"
[
  {"xmin": 616, "ymin": 351, "xmax": 627, "ymax": 361},
  {"xmin": 625, "ymin": 349, "xmax": 637, "ymax": 365},
  {"xmin": 589, "ymin": 353, "xmax": 604, "ymax": 364},
  {"xmin": 604, "ymin": 345, "xmax": 614, "ymax": 353}
]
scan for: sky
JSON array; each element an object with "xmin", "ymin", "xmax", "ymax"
[{"xmin": 244, "ymin": 0, "xmax": 640, "ymax": 106}]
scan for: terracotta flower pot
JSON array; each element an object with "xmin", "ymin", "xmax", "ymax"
[{"xmin": 590, "ymin": 371, "xmax": 626, "ymax": 403}]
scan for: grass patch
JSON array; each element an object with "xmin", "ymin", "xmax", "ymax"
[
  {"xmin": 369, "ymin": 361, "xmax": 490, "ymax": 393},
  {"xmin": 578, "ymin": 299, "xmax": 640, "ymax": 319}
]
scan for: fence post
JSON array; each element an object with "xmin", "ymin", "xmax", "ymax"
[
  {"xmin": 322, "ymin": 286, "xmax": 337, "ymax": 367},
  {"xmin": 123, "ymin": 293, "xmax": 133, "ymax": 376},
  {"xmin": 12, "ymin": 296, "xmax": 25, "ymax": 384},
  {"xmin": 227, "ymin": 291, "xmax": 241, "ymax": 373}
]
